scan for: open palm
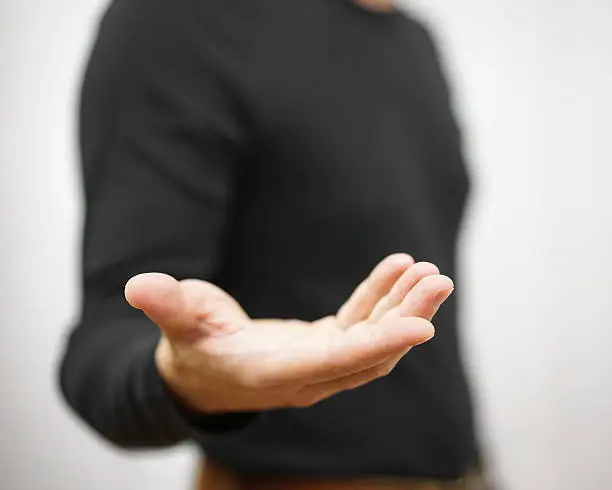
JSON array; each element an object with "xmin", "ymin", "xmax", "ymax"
[{"xmin": 125, "ymin": 254, "xmax": 453, "ymax": 413}]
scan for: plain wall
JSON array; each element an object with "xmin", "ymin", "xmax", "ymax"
[{"xmin": 1, "ymin": 1, "xmax": 611, "ymax": 489}]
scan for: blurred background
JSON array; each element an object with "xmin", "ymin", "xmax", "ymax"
[{"xmin": 1, "ymin": 1, "xmax": 611, "ymax": 489}]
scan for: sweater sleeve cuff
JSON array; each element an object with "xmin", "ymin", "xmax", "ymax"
[{"xmin": 143, "ymin": 340, "xmax": 260, "ymax": 436}]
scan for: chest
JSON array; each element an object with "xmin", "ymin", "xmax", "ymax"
[{"xmin": 235, "ymin": 7, "xmax": 466, "ymax": 230}]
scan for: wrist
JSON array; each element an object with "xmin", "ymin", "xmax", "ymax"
[
  {"xmin": 155, "ymin": 336, "xmax": 203, "ymax": 413},
  {"xmin": 154, "ymin": 336, "xmax": 259, "ymax": 433}
]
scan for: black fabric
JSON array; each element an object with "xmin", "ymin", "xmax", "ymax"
[{"xmin": 59, "ymin": 0, "xmax": 476, "ymax": 479}]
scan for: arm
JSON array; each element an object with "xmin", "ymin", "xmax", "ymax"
[{"xmin": 58, "ymin": 0, "xmax": 253, "ymax": 448}]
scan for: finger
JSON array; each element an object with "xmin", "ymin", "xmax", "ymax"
[
  {"xmin": 266, "ymin": 314, "xmax": 434, "ymax": 385},
  {"xmin": 294, "ymin": 276, "xmax": 452, "ymax": 405},
  {"xmin": 398, "ymin": 274, "xmax": 454, "ymax": 320},
  {"xmin": 125, "ymin": 273, "xmax": 186, "ymax": 334},
  {"xmin": 125, "ymin": 274, "xmax": 247, "ymax": 340},
  {"xmin": 291, "ymin": 275, "xmax": 452, "ymax": 393},
  {"xmin": 369, "ymin": 262, "xmax": 440, "ymax": 323},
  {"xmin": 337, "ymin": 253, "xmax": 414, "ymax": 328},
  {"xmin": 379, "ymin": 274, "xmax": 454, "ymax": 372}
]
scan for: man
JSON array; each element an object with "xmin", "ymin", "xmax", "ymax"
[{"xmin": 59, "ymin": 0, "xmax": 481, "ymax": 488}]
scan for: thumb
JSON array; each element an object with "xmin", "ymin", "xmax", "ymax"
[
  {"xmin": 125, "ymin": 273, "xmax": 250, "ymax": 340},
  {"xmin": 125, "ymin": 273, "xmax": 190, "ymax": 340}
]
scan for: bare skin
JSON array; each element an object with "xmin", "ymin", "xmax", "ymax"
[
  {"xmin": 352, "ymin": 0, "xmax": 397, "ymax": 13},
  {"xmin": 125, "ymin": 253, "xmax": 452, "ymax": 414}
]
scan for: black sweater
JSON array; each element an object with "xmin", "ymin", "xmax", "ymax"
[{"xmin": 59, "ymin": 0, "xmax": 476, "ymax": 479}]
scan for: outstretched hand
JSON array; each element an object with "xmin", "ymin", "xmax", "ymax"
[{"xmin": 125, "ymin": 254, "xmax": 453, "ymax": 413}]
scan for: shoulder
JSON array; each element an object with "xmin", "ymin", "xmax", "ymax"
[{"xmin": 91, "ymin": 0, "xmax": 265, "ymax": 67}]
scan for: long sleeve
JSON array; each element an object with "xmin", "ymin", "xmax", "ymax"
[{"xmin": 58, "ymin": 0, "xmax": 255, "ymax": 448}]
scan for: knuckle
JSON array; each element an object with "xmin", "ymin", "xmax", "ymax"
[
  {"xmin": 384, "ymin": 253, "xmax": 413, "ymax": 268},
  {"xmin": 413, "ymin": 262, "xmax": 440, "ymax": 276}
]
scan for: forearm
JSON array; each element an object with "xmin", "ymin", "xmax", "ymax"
[
  {"xmin": 59, "ymin": 308, "xmax": 260, "ymax": 449},
  {"xmin": 59, "ymin": 315, "xmax": 193, "ymax": 449},
  {"xmin": 65, "ymin": 0, "xmax": 257, "ymax": 447}
]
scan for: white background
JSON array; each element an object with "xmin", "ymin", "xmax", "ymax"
[{"xmin": 1, "ymin": 1, "xmax": 611, "ymax": 489}]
